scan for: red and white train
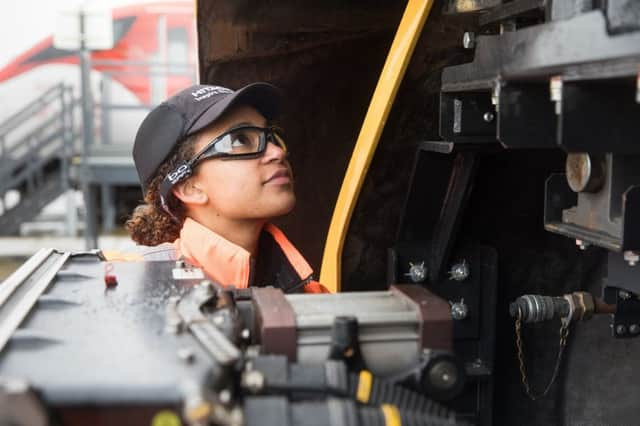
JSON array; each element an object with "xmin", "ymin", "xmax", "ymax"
[{"xmin": 0, "ymin": 1, "xmax": 197, "ymax": 144}]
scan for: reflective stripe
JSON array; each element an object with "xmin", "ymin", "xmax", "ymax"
[
  {"xmin": 264, "ymin": 223, "xmax": 313, "ymax": 280},
  {"xmin": 381, "ymin": 404, "xmax": 401, "ymax": 426},
  {"xmin": 356, "ymin": 370, "xmax": 373, "ymax": 403}
]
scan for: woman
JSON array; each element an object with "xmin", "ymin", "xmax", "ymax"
[{"xmin": 126, "ymin": 82, "xmax": 328, "ymax": 293}]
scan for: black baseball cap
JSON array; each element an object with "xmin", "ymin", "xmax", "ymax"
[{"xmin": 133, "ymin": 82, "xmax": 282, "ymax": 193}]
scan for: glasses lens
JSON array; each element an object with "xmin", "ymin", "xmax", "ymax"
[{"xmin": 214, "ymin": 128, "xmax": 263, "ymax": 155}]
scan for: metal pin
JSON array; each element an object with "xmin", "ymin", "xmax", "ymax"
[
  {"xmin": 463, "ymin": 32, "xmax": 476, "ymax": 49},
  {"xmin": 550, "ymin": 76, "xmax": 563, "ymax": 115}
]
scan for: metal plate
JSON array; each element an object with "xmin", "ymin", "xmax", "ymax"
[{"xmin": 0, "ymin": 257, "xmax": 211, "ymax": 406}]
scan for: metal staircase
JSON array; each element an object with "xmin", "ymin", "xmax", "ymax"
[{"xmin": 0, "ymin": 83, "xmax": 78, "ymax": 235}]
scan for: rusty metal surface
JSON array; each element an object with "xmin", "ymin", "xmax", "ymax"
[
  {"xmin": 252, "ymin": 287, "xmax": 297, "ymax": 361},
  {"xmin": 390, "ymin": 284, "xmax": 453, "ymax": 351}
]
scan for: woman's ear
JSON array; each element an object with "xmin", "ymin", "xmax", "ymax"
[{"xmin": 171, "ymin": 178, "xmax": 208, "ymax": 206}]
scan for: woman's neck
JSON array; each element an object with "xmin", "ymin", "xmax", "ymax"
[{"xmin": 190, "ymin": 212, "xmax": 265, "ymax": 256}]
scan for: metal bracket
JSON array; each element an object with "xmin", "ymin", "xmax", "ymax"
[{"xmin": 176, "ymin": 281, "xmax": 241, "ymax": 366}]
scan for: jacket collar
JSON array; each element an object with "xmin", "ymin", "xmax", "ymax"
[{"xmin": 173, "ymin": 218, "xmax": 312, "ymax": 289}]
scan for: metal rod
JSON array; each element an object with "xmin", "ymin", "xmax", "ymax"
[
  {"xmin": 0, "ymin": 250, "xmax": 70, "ymax": 352},
  {"xmin": 79, "ymin": 9, "xmax": 98, "ymax": 249}
]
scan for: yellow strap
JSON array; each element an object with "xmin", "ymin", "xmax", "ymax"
[
  {"xmin": 319, "ymin": 0, "xmax": 435, "ymax": 292},
  {"xmin": 381, "ymin": 404, "xmax": 402, "ymax": 426},
  {"xmin": 356, "ymin": 370, "xmax": 373, "ymax": 403}
]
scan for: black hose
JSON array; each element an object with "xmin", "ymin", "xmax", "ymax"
[{"xmin": 348, "ymin": 371, "xmax": 457, "ymax": 421}]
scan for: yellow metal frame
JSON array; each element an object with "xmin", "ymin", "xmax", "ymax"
[{"xmin": 319, "ymin": 0, "xmax": 435, "ymax": 292}]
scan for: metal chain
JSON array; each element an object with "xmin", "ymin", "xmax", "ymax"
[{"xmin": 515, "ymin": 307, "xmax": 571, "ymax": 400}]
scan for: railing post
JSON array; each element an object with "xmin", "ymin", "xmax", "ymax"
[
  {"xmin": 79, "ymin": 10, "xmax": 98, "ymax": 249},
  {"xmin": 60, "ymin": 85, "xmax": 77, "ymax": 237}
]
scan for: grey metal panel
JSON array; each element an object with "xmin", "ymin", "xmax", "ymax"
[
  {"xmin": 287, "ymin": 291, "xmax": 421, "ymax": 376},
  {"xmin": 442, "ymin": 11, "xmax": 640, "ymax": 91},
  {"xmin": 0, "ymin": 256, "xmax": 211, "ymax": 406}
]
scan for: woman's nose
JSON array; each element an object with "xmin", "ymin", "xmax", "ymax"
[{"xmin": 261, "ymin": 139, "xmax": 287, "ymax": 162}]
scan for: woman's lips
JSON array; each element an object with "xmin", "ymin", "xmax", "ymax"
[{"xmin": 265, "ymin": 169, "xmax": 291, "ymax": 185}]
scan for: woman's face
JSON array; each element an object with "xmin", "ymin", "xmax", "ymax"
[{"xmin": 188, "ymin": 104, "xmax": 296, "ymax": 221}]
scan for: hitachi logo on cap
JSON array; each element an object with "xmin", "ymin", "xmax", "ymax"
[{"xmin": 192, "ymin": 86, "xmax": 233, "ymax": 101}]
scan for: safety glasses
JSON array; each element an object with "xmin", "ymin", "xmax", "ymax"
[{"xmin": 159, "ymin": 125, "xmax": 287, "ymax": 217}]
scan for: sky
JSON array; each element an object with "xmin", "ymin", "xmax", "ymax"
[{"xmin": 0, "ymin": 0, "xmax": 176, "ymax": 68}]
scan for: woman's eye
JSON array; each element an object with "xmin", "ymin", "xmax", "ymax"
[{"xmin": 231, "ymin": 134, "xmax": 251, "ymax": 147}]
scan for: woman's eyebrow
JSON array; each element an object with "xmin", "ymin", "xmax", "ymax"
[{"xmin": 227, "ymin": 121, "xmax": 267, "ymax": 130}]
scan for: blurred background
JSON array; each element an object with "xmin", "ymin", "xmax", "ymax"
[{"xmin": 0, "ymin": 0, "xmax": 197, "ymax": 279}]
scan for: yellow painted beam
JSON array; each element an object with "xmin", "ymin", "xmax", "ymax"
[{"xmin": 319, "ymin": 0, "xmax": 435, "ymax": 292}]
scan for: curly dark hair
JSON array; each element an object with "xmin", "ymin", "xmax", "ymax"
[{"xmin": 125, "ymin": 136, "xmax": 198, "ymax": 246}]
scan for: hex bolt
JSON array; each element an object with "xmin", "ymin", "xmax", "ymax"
[
  {"xmin": 616, "ymin": 324, "xmax": 627, "ymax": 336},
  {"xmin": 462, "ymin": 32, "xmax": 476, "ymax": 49},
  {"xmin": 241, "ymin": 328, "xmax": 251, "ymax": 340},
  {"xmin": 629, "ymin": 324, "xmax": 640, "ymax": 335},
  {"xmin": 450, "ymin": 299, "xmax": 468, "ymax": 320},
  {"xmin": 449, "ymin": 260, "xmax": 470, "ymax": 281},
  {"xmin": 483, "ymin": 112, "xmax": 494, "ymax": 122},
  {"xmin": 405, "ymin": 261, "xmax": 427, "ymax": 283},
  {"xmin": 624, "ymin": 251, "xmax": 639, "ymax": 267}
]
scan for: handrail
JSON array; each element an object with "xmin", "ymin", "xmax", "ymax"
[
  {"xmin": 319, "ymin": 0, "xmax": 435, "ymax": 292},
  {"xmin": 0, "ymin": 83, "xmax": 66, "ymax": 137},
  {"xmin": 0, "ymin": 130, "xmax": 65, "ymax": 195},
  {"xmin": 0, "ymin": 112, "xmax": 66, "ymax": 181}
]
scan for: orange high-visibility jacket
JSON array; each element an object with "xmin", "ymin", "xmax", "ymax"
[{"xmin": 109, "ymin": 218, "xmax": 329, "ymax": 294}]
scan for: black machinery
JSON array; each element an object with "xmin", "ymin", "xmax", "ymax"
[{"xmin": 0, "ymin": 249, "xmax": 469, "ymax": 426}]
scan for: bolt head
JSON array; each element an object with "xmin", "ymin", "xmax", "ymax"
[
  {"xmin": 219, "ymin": 389, "xmax": 232, "ymax": 404},
  {"xmin": 406, "ymin": 261, "xmax": 427, "ymax": 283},
  {"xmin": 624, "ymin": 251, "xmax": 639, "ymax": 266},
  {"xmin": 575, "ymin": 239, "xmax": 589, "ymax": 250},
  {"xmin": 616, "ymin": 324, "xmax": 627, "ymax": 335},
  {"xmin": 242, "ymin": 370, "xmax": 265, "ymax": 393},
  {"xmin": 483, "ymin": 112, "xmax": 494, "ymax": 122},
  {"xmin": 449, "ymin": 261, "xmax": 470, "ymax": 281},
  {"xmin": 629, "ymin": 324, "xmax": 640, "ymax": 334},
  {"xmin": 451, "ymin": 300, "xmax": 468, "ymax": 320}
]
